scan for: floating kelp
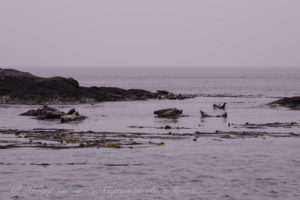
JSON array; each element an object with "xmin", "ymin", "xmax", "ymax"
[
  {"xmin": 232, "ymin": 122, "xmax": 300, "ymax": 129},
  {"xmin": 1, "ymin": 128, "xmax": 299, "ymax": 150},
  {"xmin": 128, "ymin": 125, "xmax": 192, "ymax": 130},
  {"xmin": 0, "ymin": 129, "xmax": 172, "ymax": 149}
]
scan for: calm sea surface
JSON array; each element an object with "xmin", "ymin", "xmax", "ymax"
[
  {"xmin": 0, "ymin": 67, "xmax": 300, "ymax": 200},
  {"xmin": 16, "ymin": 67, "xmax": 300, "ymax": 97}
]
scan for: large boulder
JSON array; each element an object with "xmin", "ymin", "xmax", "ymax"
[
  {"xmin": 0, "ymin": 69, "xmax": 158, "ymax": 104},
  {"xmin": 20, "ymin": 105, "xmax": 63, "ymax": 117}
]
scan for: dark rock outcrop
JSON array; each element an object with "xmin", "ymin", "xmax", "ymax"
[
  {"xmin": 20, "ymin": 105, "xmax": 62, "ymax": 117},
  {"xmin": 20, "ymin": 105, "xmax": 87, "ymax": 123},
  {"xmin": 156, "ymin": 90, "xmax": 195, "ymax": 100},
  {"xmin": 0, "ymin": 68, "xmax": 193, "ymax": 104},
  {"xmin": 269, "ymin": 96, "xmax": 300, "ymax": 110}
]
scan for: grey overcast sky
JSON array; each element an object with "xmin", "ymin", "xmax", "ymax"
[{"xmin": 0, "ymin": 0, "xmax": 299, "ymax": 68}]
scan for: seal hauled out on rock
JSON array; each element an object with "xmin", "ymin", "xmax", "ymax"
[
  {"xmin": 61, "ymin": 112, "xmax": 87, "ymax": 123},
  {"xmin": 20, "ymin": 105, "xmax": 87, "ymax": 123},
  {"xmin": 154, "ymin": 108, "xmax": 183, "ymax": 118}
]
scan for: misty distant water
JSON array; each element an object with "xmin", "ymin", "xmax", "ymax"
[{"xmin": 16, "ymin": 67, "xmax": 300, "ymax": 97}]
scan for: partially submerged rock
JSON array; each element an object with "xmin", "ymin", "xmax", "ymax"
[
  {"xmin": 154, "ymin": 108, "xmax": 183, "ymax": 118},
  {"xmin": 269, "ymin": 96, "xmax": 300, "ymax": 110},
  {"xmin": 200, "ymin": 110, "xmax": 227, "ymax": 118},
  {"xmin": 156, "ymin": 90, "xmax": 195, "ymax": 100},
  {"xmin": 20, "ymin": 106, "xmax": 86, "ymax": 123},
  {"xmin": 20, "ymin": 105, "xmax": 63, "ymax": 117}
]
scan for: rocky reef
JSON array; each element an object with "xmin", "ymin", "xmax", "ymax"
[
  {"xmin": 20, "ymin": 105, "xmax": 87, "ymax": 123},
  {"xmin": 269, "ymin": 96, "xmax": 300, "ymax": 110},
  {"xmin": 0, "ymin": 68, "xmax": 193, "ymax": 104}
]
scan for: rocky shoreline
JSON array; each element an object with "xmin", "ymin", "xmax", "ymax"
[
  {"xmin": 269, "ymin": 96, "xmax": 300, "ymax": 110},
  {"xmin": 0, "ymin": 69, "xmax": 194, "ymax": 104}
]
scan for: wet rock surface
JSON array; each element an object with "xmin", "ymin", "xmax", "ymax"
[
  {"xmin": 156, "ymin": 90, "xmax": 195, "ymax": 100},
  {"xmin": 0, "ymin": 69, "xmax": 194, "ymax": 104},
  {"xmin": 20, "ymin": 105, "xmax": 87, "ymax": 123},
  {"xmin": 269, "ymin": 96, "xmax": 300, "ymax": 110}
]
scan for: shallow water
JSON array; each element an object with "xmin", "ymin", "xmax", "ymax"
[
  {"xmin": 1, "ymin": 68, "xmax": 300, "ymax": 199},
  {"xmin": 13, "ymin": 67, "xmax": 300, "ymax": 97},
  {"xmin": 1, "ymin": 138, "xmax": 300, "ymax": 200},
  {"xmin": 0, "ymin": 97, "xmax": 299, "ymax": 134}
]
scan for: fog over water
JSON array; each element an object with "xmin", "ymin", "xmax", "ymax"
[{"xmin": 1, "ymin": 0, "xmax": 300, "ymax": 67}]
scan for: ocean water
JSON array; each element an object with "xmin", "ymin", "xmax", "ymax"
[
  {"xmin": 1, "ymin": 67, "xmax": 300, "ymax": 200},
  {"xmin": 14, "ymin": 67, "xmax": 300, "ymax": 97}
]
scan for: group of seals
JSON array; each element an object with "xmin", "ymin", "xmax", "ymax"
[
  {"xmin": 154, "ymin": 102, "xmax": 228, "ymax": 119},
  {"xmin": 21, "ymin": 102, "xmax": 228, "ymax": 123},
  {"xmin": 20, "ymin": 105, "xmax": 87, "ymax": 123}
]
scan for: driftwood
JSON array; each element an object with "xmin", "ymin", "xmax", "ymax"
[
  {"xmin": 213, "ymin": 102, "xmax": 226, "ymax": 109},
  {"xmin": 200, "ymin": 110, "xmax": 227, "ymax": 118}
]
